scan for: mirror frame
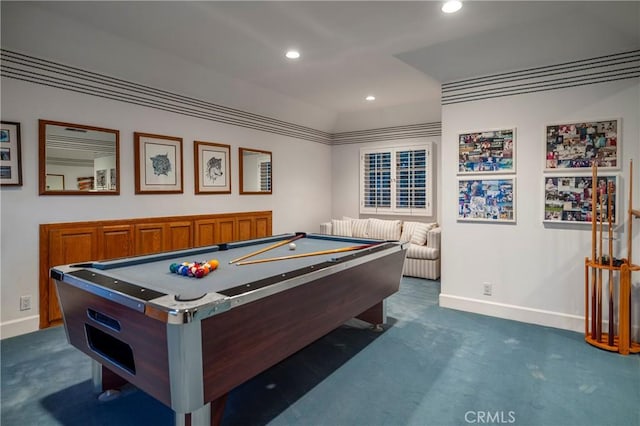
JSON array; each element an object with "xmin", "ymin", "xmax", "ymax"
[
  {"xmin": 39, "ymin": 119, "xmax": 120, "ymax": 195},
  {"xmin": 239, "ymin": 147, "xmax": 272, "ymax": 195}
]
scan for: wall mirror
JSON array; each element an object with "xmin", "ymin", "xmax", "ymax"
[
  {"xmin": 239, "ymin": 147, "xmax": 272, "ymax": 194},
  {"xmin": 39, "ymin": 119, "xmax": 120, "ymax": 195}
]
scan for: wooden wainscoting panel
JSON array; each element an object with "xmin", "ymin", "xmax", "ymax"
[
  {"xmin": 218, "ymin": 217, "xmax": 236, "ymax": 243},
  {"xmin": 134, "ymin": 223, "xmax": 166, "ymax": 255},
  {"xmin": 100, "ymin": 225, "xmax": 134, "ymax": 259},
  {"xmin": 45, "ymin": 226, "xmax": 100, "ymax": 325},
  {"xmin": 167, "ymin": 221, "xmax": 193, "ymax": 251},
  {"xmin": 237, "ymin": 218, "xmax": 253, "ymax": 241},
  {"xmin": 194, "ymin": 219, "xmax": 217, "ymax": 247},
  {"xmin": 255, "ymin": 215, "xmax": 271, "ymax": 238}
]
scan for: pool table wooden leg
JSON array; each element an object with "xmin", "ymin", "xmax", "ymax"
[
  {"xmin": 92, "ymin": 361, "xmax": 129, "ymax": 398},
  {"xmin": 94, "ymin": 361, "xmax": 229, "ymax": 426},
  {"xmin": 181, "ymin": 394, "xmax": 227, "ymax": 426},
  {"xmin": 355, "ymin": 300, "xmax": 386, "ymax": 330}
]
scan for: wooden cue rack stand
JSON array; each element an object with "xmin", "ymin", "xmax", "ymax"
[{"xmin": 584, "ymin": 160, "xmax": 640, "ymax": 355}]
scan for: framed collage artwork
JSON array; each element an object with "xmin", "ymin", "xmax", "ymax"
[
  {"xmin": 458, "ymin": 128, "xmax": 515, "ymax": 174},
  {"xmin": 134, "ymin": 132, "xmax": 183, "ymax": 194},
  {"xmin": 194, "ymin": 141, "xmax": 231, "ymax": 194},
  {"xmin": 458, "ymin": 177, "xmax": 516, "ymax": 223},
  {"xmin": 0, "ymin": 121, "xmax": 22, "ymax": 186},
  {"xmin": 545, "ymin": 119, "xmax": 619, "ymax": 171},
  {"xmin": 543, "ymin": 173, "xmax": 619, "ymax": 225}
]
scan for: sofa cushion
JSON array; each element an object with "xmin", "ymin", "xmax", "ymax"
[
  {"xmin": 400, "ymin": 221, "xmax": 436, "ymax": 245},
  {"xmin": 406, "ymin": 243, "xmax": 439, "ymax": 260},
  {"xmin": 368, "ymin": 218, "xmax": 401, "ymax": 240},
  {"xmin": 344, "ymin": 217, "xmax": 370, "ymax": 238},
  {"xmin": 331, "ymin": 219, "xmax": 352, "ymax": 237}
]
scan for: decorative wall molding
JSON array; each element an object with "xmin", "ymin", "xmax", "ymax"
[
  {"xmin": 332, "ymin": 122, "xmax": 441, "ymax": 145},
  {"xmin": 1, "ymin": 49, "xmax": 442, "ymax": 145},
  {"xmin": 1, "ymin": 49, "xmax": 333, "ymax": 144},
  {"xmin": 442, "ymin": 50, "xmax": 640, "ymax": 105}
]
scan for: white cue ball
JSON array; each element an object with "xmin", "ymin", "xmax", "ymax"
[{"xmin": 288, "ymin": 242, "xmax": 297, "ymax": 250}]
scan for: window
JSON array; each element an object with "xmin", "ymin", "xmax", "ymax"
[
  {"xmin": 260, "ymin": 161, "xmax": 271, "ymax": 192},
  {"xmin": 360, "ymin": 143, "xmax": 433, "ymax": 216}
]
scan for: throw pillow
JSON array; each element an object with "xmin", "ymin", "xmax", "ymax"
[
  {"xmin": 400, "ymin": 221, "xmax": 417, "ymax": 242},
  {"xmin": 368, "ymin": 218, "xmax": 402, "ymax": 240},
  {"xmin": 348, "ymin": 218, "xmax": 370, "ymax": 238},
  {"xmin": 400, "ymin": 221, "xmax": 436, "ymax": 245},
  {"xmin": 409, "ymin": 222, "xmax": 430, "ymax": 245},
  {"xmin": 331, "ymin": 219, "xmax": 353, "ymax": 237}
]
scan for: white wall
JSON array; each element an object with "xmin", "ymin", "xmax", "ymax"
[
  {"xmin": 0, "ymin": 78, "xmax": 333, "ymax": 338},
  {"xmin": 331, "ymin": 137, "xmax": 440, "ymax": 223},
  {"xmin": 440, "ymin": 79, "xmax": 640, "ymax": 334}
]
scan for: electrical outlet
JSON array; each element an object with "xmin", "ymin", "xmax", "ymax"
[
  {"xmin": 20, "ymin": 295, "xmax": 31, "ymax": 311},
  {"xmin": 483, "ymin": 282, "xmax": 492, "ymax": 296}
]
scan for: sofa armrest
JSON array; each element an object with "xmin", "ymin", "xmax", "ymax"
[
  {"xmin": 426, "ymin": 227, "xmax": 441, "ymax": 250},
  {"xmin": 320, "ymin": 222, "xmax": 332, "ymax": 235}
]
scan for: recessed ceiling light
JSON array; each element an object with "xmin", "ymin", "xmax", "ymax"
[
  {"xmin": 285, "ymin": 50, "xmax": 300, "ymax": 59},
  {"xmin": 365, "ymin": 95, "xmax": 376, "ymax": 101},
  {"xmin": 442, "ymin": 0, "xmax": 462, "ymax": 14}
]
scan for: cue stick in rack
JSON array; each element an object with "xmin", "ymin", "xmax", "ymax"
[
  {"xmin": 628, "ymin": 160, "xmax": 634, "ymax": 335},
  {"xmin": 597, "ymin": 185, "xmax": 604, "ymax": 340},
  {"xmin": 235, "ymin": 243, "xmax": 379, "ymax": 266},
  {"xmin": 607, "ymin": 181, "xmax": 614, "ymax": 346},
  {"xmin": 591, "ymin": 164, "xmax": 597, "ymax": 339},
  {"xmin": 228, "ymin": 233, "xmax": 306, "ymax": 264}
]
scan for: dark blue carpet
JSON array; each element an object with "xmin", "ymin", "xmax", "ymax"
[{"xmin": 1, "ymin": 278, "xmax": 638, "ymax": 425}]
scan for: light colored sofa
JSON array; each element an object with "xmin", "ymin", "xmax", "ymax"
[{"xmin": 320, "ymin": 217, "xmax": 441, "ymax": 280}]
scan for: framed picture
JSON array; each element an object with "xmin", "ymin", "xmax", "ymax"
[
  {"xmin": 134, "ymin": 132, "xmax": 183, "ymax": 194},
  {"xmin": 545, "ymin": 119, "xmax": 619, "ymax": 171},
  {"xmin": 458, "ymin": 128, "xmax": 515, "ymax": 174},
  {"xmin": 45, "ymin": 174, "xmax": 64, "ymax": 191},
  {"xmin": 194, "ymin": 141, "xmax": 231, "ymax": 194},
  {"xmin": 458, "ymin": 177, "xmax": 516, "ymax": 222},
  {"xmin": 96, "ymin": 169, "xmax": 107, "ymax": 189},
  {"xmin": 0, "ymin": 121, "xmax": 22, "ymax": 186},
  {"xmin": 543, "ymin": 173, "xmax": 619, "ymax": 224}
]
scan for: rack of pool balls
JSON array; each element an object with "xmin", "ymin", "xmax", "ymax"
[{"xmin": 169, "ymin": 259, "xmax": 219, "ymax": 278}]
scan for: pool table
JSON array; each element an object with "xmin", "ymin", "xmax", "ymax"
[{"xmin": 51, "ymin": 232, "xmax": 407, "ymax": 425}]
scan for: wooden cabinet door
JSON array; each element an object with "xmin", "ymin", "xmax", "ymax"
[
  {"xmin": 100, "ymin": 225, "xmax": 134, "ymax": 259},
  {"xmin": 194, "ymin": 219, "xmax": 217, "ymax": 247},
  {"xmin": 218, "ymin": 217, "xmax": 235, "ymax": 243},
  {"xmin": 47, "ymin": 227, "xmax": 99, "ymax": 323},
  {"xmin": 167, "ymin": 221, "xmax": 193, "ymax": 251},
  {"xmin": 134, "ymin": 223, "xmax": 166, "ymax": 255},
  {"xmin": 255, "ymin": 215, "xmax": 271, "ymax": 238},
  {"xmin": 237, "ymin": 218, "xmax": 253, "ymax": 241}
]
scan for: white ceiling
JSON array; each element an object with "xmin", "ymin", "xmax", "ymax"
[{"xmin": 3, "ymin": 1, "xmax": 639, "ymax": 130}]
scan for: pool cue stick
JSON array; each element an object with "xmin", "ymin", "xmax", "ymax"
[
  {"xmin": 630, "ymin": 159, "xmax": 634, "ymax": 264},
  {"xmin": 591, "ymin": 163, "xmax": 598, "ymax": 339},
  {"xmin": 628, "ymin": 160, "xmax": 634, "ymax": 334},
  {"xmin": 597, "ymin": 186, "xmax": 604, "ymax": 340},
  {"xmin": 235, "ymin": 243, "xmax": 379, "ymax": 266},
  {"xmin": 607, "ymin": 181, "xmax": 614, "ymax": 346},
  {"xmin": 229, "ymin": 234, "xmax": 305, "ymax": 264},
  {"xmin": 596, "ymin": 186, "xmax": 604, "ymax": 341}
]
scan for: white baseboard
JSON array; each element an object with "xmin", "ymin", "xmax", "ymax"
[
  {"xmin": 0, "ymin": 315, "xmax": 40, "ymax": 339},
  {"xmin": 439, "ymin": 293, "xmax": 585, "ymax": 333}
]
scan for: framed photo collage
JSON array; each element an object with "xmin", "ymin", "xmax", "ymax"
[
  {"xmin": 543, "ymin": 119, "xmax": 620, "ymax": 225},
  {"xmin": 457, "ymin": 128, "xmax": 516, "ymax": 223}
]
